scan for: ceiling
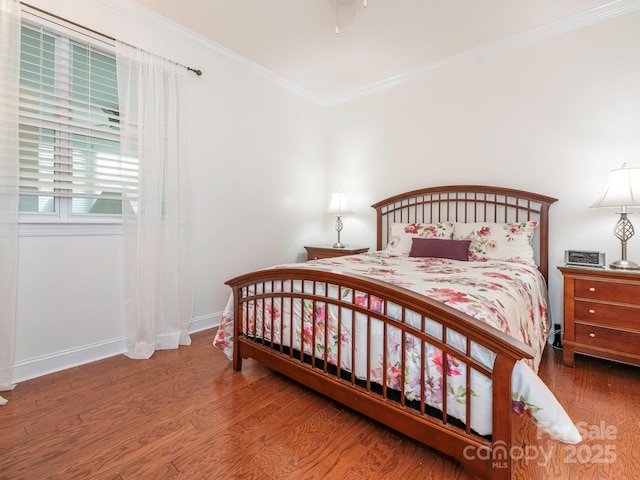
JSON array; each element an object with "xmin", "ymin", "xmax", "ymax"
[{"xmin": 132, "ymin": 0, "xmax": 627, "ymax": 101}]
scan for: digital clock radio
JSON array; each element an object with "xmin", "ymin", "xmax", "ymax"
[{"xmin": 564, "ymin": 250, "xmax": 606, "ymax": 268}]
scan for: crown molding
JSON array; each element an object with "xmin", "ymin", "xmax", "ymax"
[
  {"xmin": 97, "ymin": 0, "xmax": 640, "ymax": 108},
  {"xmin": 326, "ymin": 0, "xmax": 640, "ymax": 106},
  {"xmin": 96, "ymin": 0, "xmax": 326, "ymax": 105}
]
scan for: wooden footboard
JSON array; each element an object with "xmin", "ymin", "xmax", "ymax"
[{"xmin": 226, "ymin": 267, "xmax": 536, "ymax": 480}]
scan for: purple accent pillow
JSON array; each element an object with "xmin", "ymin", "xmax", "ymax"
[{"xmin": 409, "ymin": 238, "xmax": 472, "ymax": 261}]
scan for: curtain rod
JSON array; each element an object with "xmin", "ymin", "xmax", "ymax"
[{"xmin": 20, "ymin": 1, "xmax": 203, "ymax": 76}]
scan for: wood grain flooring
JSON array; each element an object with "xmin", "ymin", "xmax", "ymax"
[{"xmin": 1, "ymin": 330, "xmax": 639, "ymax": 479}]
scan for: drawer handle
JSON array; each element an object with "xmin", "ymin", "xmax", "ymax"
[
  {"xmin": 589, "ymin": 287, "xmax": 596, "ymax": 292},
  {"xmin": 588, "ymin": 309, "xmax": 595, "ymax": 314},
  {"xmin": 589, "ymin": 332, "xmax": 596, "ymax": 338}
]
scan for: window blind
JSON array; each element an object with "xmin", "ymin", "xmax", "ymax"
[{"xmin": 18, "ymin": 23, "xmax": 136, "ymax": 215}]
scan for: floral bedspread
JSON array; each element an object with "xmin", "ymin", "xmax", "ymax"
[{"xmin": 214, "ymin": 252, "xmax": 581, "ymax": 443}]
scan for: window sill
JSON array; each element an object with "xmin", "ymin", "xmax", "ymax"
[{"xmin": 19, "ymin": 222, "xmax": 123, "ymax": 237}]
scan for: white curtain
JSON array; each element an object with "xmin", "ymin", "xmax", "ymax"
[
  {"xmin": 116, "ymin": 41, "xmax": 194, "ymax": 359},
  {"xmin": 0, "ymin": 0, "xmax": 20, "ymax": 405}
]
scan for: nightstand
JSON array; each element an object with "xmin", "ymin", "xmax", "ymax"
[
  {"xmin": 558, "ymin": 265, "xmax": 640, "ymax": 367},
  {"xmin": 304, "ymin": 245, "xmax": 369, "ymax": 261}
]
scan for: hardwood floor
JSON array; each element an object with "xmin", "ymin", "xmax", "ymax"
[{"xmin": 1, "ymin": 330, "xmax": 639, "ymax": 480}]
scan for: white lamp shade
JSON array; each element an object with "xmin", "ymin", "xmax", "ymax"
[
  {"xmin": 591, "ymin": 165, "xmax": 640, "ymax": 208},
  {"xmin": 327, "ymin": 192, "xmax": 353, "ymax": 215}
]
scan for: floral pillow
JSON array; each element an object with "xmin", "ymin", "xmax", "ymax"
[
  {"xmin": 452, "ymin": 221, "xmax": 539, "ymax": 265},
  {"xmin": 386, "ymin": 221, "xmax": 455, "ymax": 255}
]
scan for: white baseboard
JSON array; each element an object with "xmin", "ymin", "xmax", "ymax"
[
  {"xmin": 188, "ymin": 312, "xmax": 220, "ymax": 333},
  {"xmin": 12, "ymin": 312, "xmax": 222, "ymax": 384}
]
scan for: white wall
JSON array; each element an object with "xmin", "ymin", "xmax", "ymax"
[
  {"xmin": 14, "ymin": 0, "xmax": 326, "ymax": 381},
  {"xmin": 14, "ymin": 1, "xmax": 640, "ymax": 381},
  {"xmin": 325, "ymin": 11, "xmax": 640, "ymax": 331}
]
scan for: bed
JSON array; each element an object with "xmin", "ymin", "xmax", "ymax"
[{"xmin": 214, "ymin": 185, "xmax": 580, "ymax": 480}]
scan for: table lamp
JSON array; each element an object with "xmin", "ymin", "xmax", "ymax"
[
  {"xmin": 591, "ymin": 163, "xmax": 640, "ymax": 269},
  {"xmin": 327, "ymin": 191, "xmax": 352, "ymax": 248}
]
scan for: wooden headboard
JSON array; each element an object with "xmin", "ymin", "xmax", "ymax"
[{"xmin": 371, "ymin": 185, "xmax": 558, "ymax": 281}]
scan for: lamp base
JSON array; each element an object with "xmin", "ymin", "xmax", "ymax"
[
  {"xmin": 611, "ymin": 212, "xmax": 638, "ymax": 269},
  {"xmin": 333, "ymin": 242, "xmax": 346, "ymax": 248},
  {"xmin": 609, "ymin": 259, "xmax": 640, "ymax": 270}
]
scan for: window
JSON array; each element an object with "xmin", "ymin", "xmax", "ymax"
[{"xmin": 18, "ymin": 20, "xmax": 135, "ymax": 226}]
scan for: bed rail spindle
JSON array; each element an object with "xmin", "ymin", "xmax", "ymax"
[
  {"xmin": 420, "ymin": 316, "xmax": 426, "ymax": 416},
  {"xmin": 466, "ymin": 337, "xmax": 472, "ymax": 435},
  {"xmin": 423, "ymin": 196, "xmax": 427, "ymax": 223},
  {"xmin": 242, "ymin": 295, "xmax": 248, "ymax": 338},
  {"xmin": 311, "ymin": 282, "xmax": 317, "ymax": 369},
  {"xmin": 442, "ymin": 345, "xmax": 448, "ymax": 426},
  {"xmin": 282, "ymin": 283, "xmax": 288, "ymax": 354},
  {"xmin": 289, "ymin": 285, "xmax": 294, "ymax": 360},
  {"xmin": 259, "ymin": 284, "xmax": 265, "ymax": 346},
  {"xmin": 400, "ymin": 307, "xmax": 407, "ymax": 407},
  {"xmin": 269, "ymin": 295, "xmax": 274, "ymax": 350},
  {"xmin": 400, "ymin": 328, "xmax": 407, "ymax": 407},
  {"xmin": 300, "ymin": 294, "xmax": 305, "ymax": 363},
  {"xmin": 462, "ymin": 193, "xmax": 468, "ymax": 223},
  {"xmin": 276, "ymin": 282, "xmax": 281, "ymax": 353},
  {"xmin": 382, "ymin": 321, "xmax": 388, "ymax": 399},
  {"xmin": 337, "ymin": 287, "xmax": 343, "ymax": 381},
  {"xmin": 366, "ymin": 312, "xmax": 372, "ymax": 392},
  {"xmin": 253, "ymin": 297, "xmax": 259, "ymax": 339},
  {"xmin": 323, "ymin": 285, "xmax": 329, "ymax": 373},
  {"xmin": 443, "ymin": 194, "xmax": 449, "ymax": 223},
  {"xmin": 312, "ymin": 299, "xmax": 317, "ymax": 369},
  {"xmin": 351, "ymin": 302, "xmax": 356, "ymax": 385}
]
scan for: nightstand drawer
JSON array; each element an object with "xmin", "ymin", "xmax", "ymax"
[
  {"xmin": 574, "ymin": 300, "xmax": 640, "ymax": 330},
  {"xmin": 304, "ymin": 246, "xmax": 369, "ymax": 261},
  {"xmin": 309, "ymin": 251, "xmax": 339, "ymax": 260},
  {"xmin": 575, "ymin": 279, "xmax": 640, "ymax": 305},
  {"xmin": 575, "ymin": 322, "xmax": 640, "ymax": 355}
]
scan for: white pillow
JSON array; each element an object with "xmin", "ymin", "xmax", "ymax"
[
  {"xmin": 386, "ymin": 222, "xmax": 455, "ymax": 255},
  {"xmin": 453, "ymin": 221, "xmax": 538, "ymax": 265}
]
